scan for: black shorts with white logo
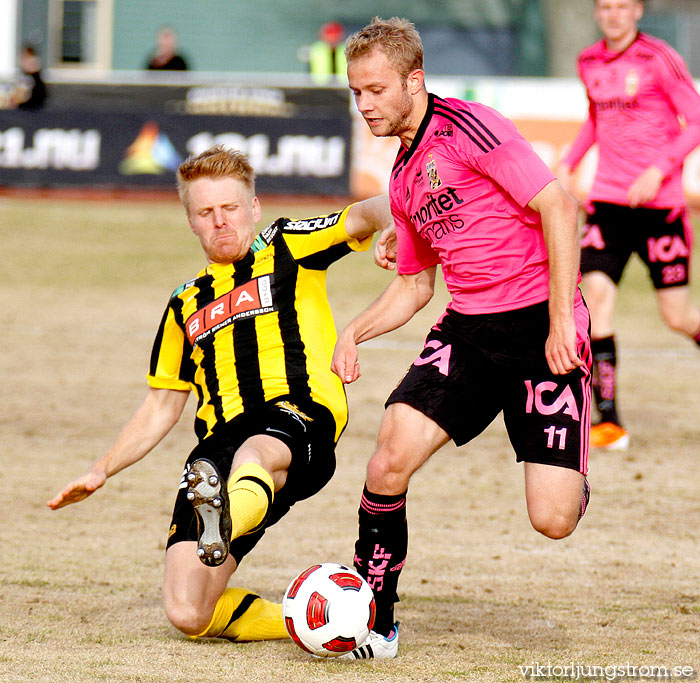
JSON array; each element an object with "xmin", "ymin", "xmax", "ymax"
[
  {"xmin": 166, "ymin": 396, "xmax": 337, "ymax": 563},
  {"xmin": 386, "ymin": 298, "xmax": 592, "ymax": 473},
  {"xmin": 581, "ymin": 201, "xmax": 692, "ymax": 288}
]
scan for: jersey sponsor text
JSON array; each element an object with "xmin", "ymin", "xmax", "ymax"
[
  {"xmin": 409, "ymin": 187, "xmax": 465, "ymax": 228},
  {"xmin": 185, "ymin": 275, "xmax": 275, "ymax": 346}
]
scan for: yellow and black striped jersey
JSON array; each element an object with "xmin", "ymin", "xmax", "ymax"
[{"xmin": 147, "ymin": 205, "xmax": 370, "ymax": 442}]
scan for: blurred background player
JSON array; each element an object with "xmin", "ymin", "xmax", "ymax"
[
  {"xmin": 145, "ymin": 26, "xmax": 189, "ymax": 70},
  {"xmin": 47, "ymin": 146, "xmax": 392, "ymax": 644},
  {"xmin": 332, "ymin": 17, "xmax": 592, "ymax": 659},
  {"xmin": 558, "ymin": 0, "xmax": 700, "ymax": 450},
  {"xmin": 13, "ymin": 44, "xmax": 47, "ymax": 110},
  {"xmin": 298, "ymin": 21, "xmax": 347, "ymax": 84}
]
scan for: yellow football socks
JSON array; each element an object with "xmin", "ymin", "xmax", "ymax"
[
  {"xmin": 227, "ymin": 462, "xmax": 275, "ymax": 539},
  {"xmin": 194, "ymin": 587, "xmax": 289, "ymax": 641},
  {"xmin": 189, "ymin": 467, "xmax": 284, "ymax": 642}
]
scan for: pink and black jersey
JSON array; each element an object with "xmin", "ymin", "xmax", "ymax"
[
  {"xmin": 391, "ymin": 94, "xmax": 556, "ymax": 314},
  {"xmin": 564, "ymin": 33, "xmax": 700, "ymax": 208}
]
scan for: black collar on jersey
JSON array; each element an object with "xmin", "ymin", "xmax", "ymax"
[
  {"xmin": 392, "ymin": 92, "xmax": 435, "ymax": 178},
  {"xmin": 601, "ymin": 31, "xmax": 641, "ymax": 64},
  {"xmin": 406, "ymin": 91, "xmax": 435, "ymax": 157},
  {"xmin": 392, "ymin": 92, "xmax": 501, "ymax": 179}
]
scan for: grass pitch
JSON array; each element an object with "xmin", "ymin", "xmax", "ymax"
[{"xmin": 1, "ymin": 195, "xmax": 699, "ymax": 682}]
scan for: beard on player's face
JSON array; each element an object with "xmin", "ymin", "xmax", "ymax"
[
  {"xmin": 387, "ymin": 88, "xmax": 414, "ymax": 136},
  {"xmin": 370, "ymin": 84, "xmax": 414, "ymax": 139}
]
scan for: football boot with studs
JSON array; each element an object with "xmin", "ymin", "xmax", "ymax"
[{"xmin": 185, "ymin": 458, "xmax": 231, "ymax": 567}]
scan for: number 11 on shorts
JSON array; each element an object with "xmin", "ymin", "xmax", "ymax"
[{"xmin": 544, "ymin": 426, "xmax": 567, "ymax": 450}]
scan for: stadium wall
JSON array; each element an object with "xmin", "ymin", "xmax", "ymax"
[
  {"xmin": 2, "ymin": 76, "xmax": 700, "ymax": 208},
  {"xmin": 110, "ymin": 0, "xmax": 545, "ymax": 76},
  {"xmin": 8, "ymin": 0, "xmax": 700, "ymax": 78}
]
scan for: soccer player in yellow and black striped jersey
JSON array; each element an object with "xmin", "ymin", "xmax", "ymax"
[{"xmin": 46, "ymin": 145, "xmax": 392, "ymax": 645}]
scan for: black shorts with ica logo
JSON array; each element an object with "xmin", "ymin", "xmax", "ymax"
[
  {"xmin": 386, "ymin": 298, "xmax": 592, "ymax": 474},
  {"xmin": 580, "ymin": 201, "xmax": 692, "ymax": 288}
]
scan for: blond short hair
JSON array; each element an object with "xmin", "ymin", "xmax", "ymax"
[
  {"xmin": 177, "ymin": 145, "xmax": 256, "ymax": 209},
  {"xmin": 345, "ymin": 16, "xmax": 423, "ymax": 81}
]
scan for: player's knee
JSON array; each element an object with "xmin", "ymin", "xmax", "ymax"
[
  {"xmin": 661, "ymin": 309, "xmax": 688, "ymax": 334},
  {"xmin": 164, "ymin": 596, "xmax": 212, "ymax": 636},
  {"xmin": 658, "ymin": 297, "xmax": 696, "ymax": 334},
  {"xmin": 366, "ymin": 445, "xmax": 412, "ymax": 494},
  {"xmin": 529, "ymin": 510, "xmax": 578, "ymax": 539}
]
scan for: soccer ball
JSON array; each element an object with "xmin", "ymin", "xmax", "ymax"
[{"xmin": 282, "ymin": 562, "xmax": 376, "ymax": 657}]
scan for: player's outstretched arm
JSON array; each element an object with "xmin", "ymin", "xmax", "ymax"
[
  {"xmin": 332, "ymin": 267, "xmax": 436, "ymax": 383},
  {"xmin": 46, "ymin": 387, "xmax": 189, "ymax": 510},
  {"xmin": 344, "ymin": 195, "xmax": 393, "ymax": 240},
  {"xmin": 641, "ymin": 54, "xmax": 700, "ymax": 199},
  {"xmin": 559, "ymin": 115, "xmax": 596, "ymax": 184}
]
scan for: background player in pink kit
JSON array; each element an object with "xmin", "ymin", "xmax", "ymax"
[
  {"xmin": 559, "ymin": 0, "xmax": 700, "ymax": 450},
  {"xmin": 331, "ymin": 17, "xmax": 593, "ymax": 659}
]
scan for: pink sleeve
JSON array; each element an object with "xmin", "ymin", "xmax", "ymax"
[
  {"xmin": 652, "ymin": 50, "xmax": 700, "ymax": 177},
  {"xmin": 563, "ymin": 55, "xmax": 596, "ymax": 171},
  {"xmin": 562, "ymin": 112, "xmax": 596, "ymax": 171},
  {"xmin": 471, "ymin": 136, "xmax": 555, "ymax": 208},
  {"xmin": 392, "ymin": 203, "xmax": 440, "ymax": 275}
]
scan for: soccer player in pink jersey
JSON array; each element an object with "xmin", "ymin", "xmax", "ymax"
[
  {"xmin": 330, "ymin": 17, "xmax": 593, "ymax": 659},
  {"xmin": 559, "ymin": 0, "xmax": 700, "ymax": 450}
]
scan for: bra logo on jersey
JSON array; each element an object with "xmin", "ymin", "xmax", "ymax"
[
  {"xmin": 185, "ymin": 275, "xmax": 275, "ymax": 346},
  {"xmin": 625, "ymin": 69, "xmax": 639, "ymax": 96},
  {"xmin": 283, "ymin": 213, "xmax": 341, "ymax": 233},
  {"xmin": 524, "ymin": 380, "xmax": 580, "ymax": 421},
  {"xmin": 427, "ymin": 157, "xmax": 442, "ymax": 190}
]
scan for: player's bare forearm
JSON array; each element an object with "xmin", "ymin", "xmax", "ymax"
[
  {"xmin": 529, "ymin": 180, "xmax": 583, "ymax": 374},
  {"xmin": 350, "ymin": 268, "xmax": 435, "ymax": 344},
  {"xmin": 345, "ymin": 195, "xmax": 393, "ymax": 240},
  {"xmin": 46, "ymin": 388, "xmax": 189, "ymax": 509},
  {"xmin": 332, "ymin": 268, "xmax": 436, "ymax": 383}
]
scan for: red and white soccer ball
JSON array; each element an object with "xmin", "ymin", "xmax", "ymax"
[{"xmin": 282, "ymin": 562, "xmax": 376, "ymax": 657}]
